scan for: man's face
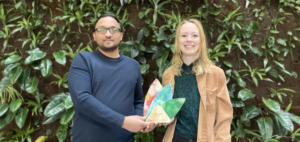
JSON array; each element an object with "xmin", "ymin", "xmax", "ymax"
[{"xmin": 93, "ymin": 17, "xmax": 123, "ymax": 52}]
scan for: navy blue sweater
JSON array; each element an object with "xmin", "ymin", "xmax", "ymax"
[{"xmin": 68, "ymin": 50, "xmax": 144, "ymax": 142}]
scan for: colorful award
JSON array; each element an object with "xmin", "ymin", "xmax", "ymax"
[{"xmin": 143, "ymin": 79, "xmax": 185, "ymax": 123}]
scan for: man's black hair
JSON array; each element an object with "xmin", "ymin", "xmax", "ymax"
[{"xmin": 93, "ymin": 13, "xmax": 123, "ymax": 32}]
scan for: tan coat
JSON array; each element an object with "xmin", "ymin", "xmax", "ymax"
[{"xmin": 162, "ymin": 65, "xmax": 233, "ymax": 142}]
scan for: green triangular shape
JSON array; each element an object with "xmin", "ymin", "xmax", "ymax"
[{"xmin": 160, "ymin": 98, "xmax": 185, "ymax": 120}]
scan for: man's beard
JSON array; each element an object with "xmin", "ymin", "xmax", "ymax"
[{"xmin": 98, "ymin": 44, "xmax": 119, "ymax": 52}]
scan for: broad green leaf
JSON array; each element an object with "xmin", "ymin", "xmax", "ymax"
[
  {"xmin": 257, "ymin": 117, "xmax": 273, "ymax": 142},
  {"xmin": 24, "ymin": 48, "xmax": 47, "ymax": 65},
  {"xmin": 4, "ymin": 54, "xmax": 22, "ymax": 65},
  {"xmin": 0, "ymin": 103, "xmax": 9, "ymax": 117},
  {"xmin": 235, "ymin": 119, "xmax": 245, "ymax": 137},
  {"xmin": 53, "ymin": 50, "xmax": 66, "ymax": 65},
  {"xmin": 5, "ymin": 110, "xmax": 16, "ymax": 124},
  {"xmin": 3, "ymin": 63, "xmax": 20, "ymax": 76},
  {"xmin": 130, "ymin": 48, "xmax": 139, "ymax": 58},
  {"xmin": 272, "ymin": 116, "xmax": 288, "ymax": 136},
  {"xmin": 44, "ymin": 99, "xmax": 65, "ymax": 117},
  {"xmin": 140, "ymin": 64, "xmax": 150, "ymax": 75},
  {"xmin": 42, "ymin": 113, "xmax": 62, "ymax": 125},
  {"xmin": 241, "ymin": 104, "xmax": 261, "ymax": 122},
  {"xmin": 137, "ymin": 29, "xmax": 144, "ymax": 43},
  {"xmin": 276, "ymin": 38, "xmax": 287, "ymax": 46},
  {"xmin": 17, "ymin": 68, "xmax": 31, "ymax": 90},
  {"xmin": 64, "ymin": 95, "xmax": 73, "ymax": 109},
  {"xmin": 288, "ymin": 113, "xmax": 300, "ymax": 125},
  {"xmin": 60, "ymin": 108, "xmax": 74, "ymax": 125},
  {"xmin": 9, "ymin": 99, "xmax": 22, "ymax": 113},
  {"xmin": 262, "ymin": 97, "xmax": 281, "ymax": 113},
  {"xmin": 263, "ymin": 58, "xmax": 268, "ymax": 68},
  {"xmin": 56, "ymin": 124, "xmax": 68, "ymax": 142},
  {"xmin": 231, "ymin": 98, "xmax": 245, "ymax": 108},
  {"xmin": 25, "ymin": 77, "xmax": 39, "ymax": 93},
  {"xmin": 156, "ymin": 51, "xmax": 168, "ymax": 68},
  {"xmin": 40, "ymin": 59, "xmax": 52, "ymax": 78},
  {"xmin": 0, "ymin": 77, "xmax": 11, "ymax": 94},
  {"xmin": 0, "ymin": 115, "xmax": 8, "ymax": 129},
  {"xmin": 238, "ymin": 88, "xmax": 255, "ymax": 101},
  {"xmin": 8, "ymin": 66, "xmax": 22, "ymax": 84},
  {"xmin": 15, "ymin": 107, "xmax": 29, "ymax": 128},
  {"xmin": 275, "ymin": 111, "xmax": 294, "ymax": 131}
]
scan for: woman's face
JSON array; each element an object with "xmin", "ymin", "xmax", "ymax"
[{"xmin": 178, "ymin": 22, "xmax": 200, "ymax": 58}]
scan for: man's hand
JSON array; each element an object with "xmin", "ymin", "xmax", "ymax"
[
  {"xmin": 158, "ymin": 118, "xmax": 175, "ymax": 127},
  {"xmin": 140, "ymin": 120, "xmax": 156, "ymax": 133},
  {"xmin": 121, "ymin": 115, "xmax": 149, "ymax": 132}
]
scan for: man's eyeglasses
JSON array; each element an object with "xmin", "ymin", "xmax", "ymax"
[{"xmin": 95, "ymin": 27, "xmax": 121, "ymax": 34}]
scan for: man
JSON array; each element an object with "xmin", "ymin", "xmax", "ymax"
[{"xmin": 68, "ymin": 13, "xmax": 155, "ymax": 142}]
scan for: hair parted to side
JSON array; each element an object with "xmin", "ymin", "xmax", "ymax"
[
  {"xmin": 171, "ymin": 18, "xmax": 214, "ymax": 76},
  {"xmin": 93, "ymin": 13, "xmax": 123, "ymax": 32}
]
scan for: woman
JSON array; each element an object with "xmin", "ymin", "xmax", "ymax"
[{"xmin": 162, "ymin": 19, "xmax": 233, "ymax": 142}]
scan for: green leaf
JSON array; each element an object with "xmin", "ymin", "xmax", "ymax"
[
  {"xmin": 156, "ymin": 51, "xmax": 169, "ymax": 68},
  {"xmin": 15, "ymin": 107, "xmax": 29, "ymax": 128},
  {"xmin": 40, "ymin": 59, "xmax": 52, "ymax": 78},
  {"xmin": 257, "ymin": 117, "xmax": 273, "ymax": 142},
  {"xmin": 64, "ymin": 95, "xmax": 73, "ymax": 110},
  {"xmin": 272, "ymin": 116, "xmax": 288, "ymax": 136},
  {"xmin": 42, "ymin": 113, "xmax": 62, "ymax": 125},
  {"xmin": 140, "ymin": 64, "xmax": 150, "ymax": 75},
  {"xmin": 17, "ymin": 68, "xmax": 31, "ymax": 90},
  {"xmin": 262, "ymin": 97, "xmax": 281, "ymax": 113},
  {"xmin": 5, "ymin": 110, "xmax": 16, "ymax": 124},
  {"xmin": 8, "ymin": 66, "xmax": 23, "ymax": 84},
  {"xmin": 53, "ymin": 50, "xmax": 66, "ymax": 65},
  {"xmin": 24, "ymin": 48, "xmax": 47, "ymax": 65},
  {"xmin": 60, "ymin": 108, "xmax": 74, "ymax": 125},
  {"xmin": 0, "ymin": 115, "xmax": 8, "ymax": 129},
  {"xmin": 3, "ymin": 55, "xmax": 22, "ymax": 65},
  {"xmin": 0, "ymin": 103, "xmax": 9, "ymax": 117},
  {"xmin": 241, "ymin": 104, "xmax": 261, "ymax": 122},
  {"xmin": 288, "ymin": 113, "xmax": 300, "ymax": 125},
  {"xmin": 235, "ymin": 119, "xmax": 245, "ymax": 137},
  {"xmin": 275, "ymin": 111, "xmax": 294, "ymax": 131},
  {"xmin": 273, "ymin": 60, "xmax": 285, "ymax": 69},
  {"xmin": 276, "ymin": 38, "xmax": 287, "ymax": 46},
  {"xmin": 238, "ymin": 88, "xmax": 255, "ymax": 101},
  {"xmin": 25, "ymin": 77, "xmax": 39, "ymax": 93},
  {"xmin": 56, "ymin": 124, "xmax": 68, "ymax": 142},
  {"xmin": 130, "ymin": 48, "xmax": 139, "ymax": 58},
  {"xmin": 44, "ymin": 99, "xmax": 65, "ymax": 117},
  {"xmin": 9, "ymin": 99, "xmax": 22, "ymax": 113}
]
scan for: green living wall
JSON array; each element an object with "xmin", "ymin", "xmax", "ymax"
[{"xmin": 0, "ymin": 0, "xmax": 300, "ymax": 141}]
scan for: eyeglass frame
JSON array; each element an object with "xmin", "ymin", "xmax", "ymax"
[{"xmin": 94, "ymin": 27, "xmax": 122, "ymax": 34}]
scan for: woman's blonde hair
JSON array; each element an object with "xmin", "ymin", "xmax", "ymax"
[{"xmin": 171, "ymin": 18, "xmax": 213, "ymax": 76}]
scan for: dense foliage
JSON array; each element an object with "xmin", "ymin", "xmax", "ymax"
[{"xmin": 0, "ymin": 0, "xmax": 300, "ymax": 141}]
